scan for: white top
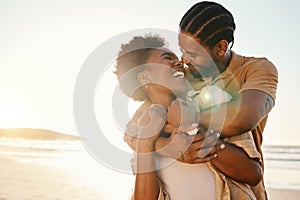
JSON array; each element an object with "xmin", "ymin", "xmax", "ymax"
[{"xmin": 156, "ymin": 156, "xmax": 216, "ymax": 200}]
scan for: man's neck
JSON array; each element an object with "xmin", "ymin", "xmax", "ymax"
[{"xmin": 212, "ymin": 50, "xmax": 232, "ymax": 79}]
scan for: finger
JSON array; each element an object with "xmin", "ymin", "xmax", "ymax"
[
  {"xmin": 197, "ymin": 133, "xmax": 219, "ymax": 148},
  {"xmin": 198, "ymin": 140, "xmax": 226, "ymax": 157},
  {"xmin": 123, "ymin": 134, "xmax": 134, "ymax": 143},
  {"xmin": 149, "ymin": 104, "xmax": 167, "ymax": 119},
  {"xmin": 197, "ymin": 138, "xmax": 220, "ymax": 157},
  {"xmin": 206, "ymin": 129, "xmax": 221, "ymax": 137},
  {"xmin": 137, "ymin": 106, "xmax": 167, "ymax": 138},
  {"xmin": 163, "ymin": 123, "xmax": 174, "ymax": 133},
  {"xmin": 167, "ymin": 99, "xmax": 181, "ymax": 126},
  {"xmin": 125, "ymin": 121, "xmax": 139, "ymax": 137},
  {"xmin": 191, "ymin": 131, "xmax": 208, "ymax": 143},
  {"xmin": 197, "ymin": 135, "xmax": 221, "ymax": 157},
  {"xmin": 168, "ymin": 98, "xmax": 181, "ymax": 111},
  {"xmin": 198, "ymin": 147, "xmax": 212, "ymax": 158},
  {"xmin": 194, "ymin": 153, "xmax": 218, "ymax": 163},
  {"xmin": 198, "ymin": 145, "xmax": 218, "ymax": 157},
  {"xmin": 178, "ymin": 123, "xmax": 198, "ymax": 133},
  {"xmin": 193, "ymin": 130, "xmax": 220, "ymax": 147}
]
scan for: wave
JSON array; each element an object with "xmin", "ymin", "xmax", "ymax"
[
  {"xmin": 1, "ymin": 136, "xmax": 300, "ymax": 169},
  {"xmin": 262, "ymin": 145, "xmax": 300, "ymax": 170}
]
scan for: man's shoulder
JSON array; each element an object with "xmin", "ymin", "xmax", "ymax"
[
  {"xmin": 229, "ymin": 52, "xmax": 277, "ymax": 78},
  {"xmin": 235, "ymin": 52, "xmax": 277, "ymax": 70}
]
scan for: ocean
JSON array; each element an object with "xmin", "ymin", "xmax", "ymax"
[
  {"xmin": 0, "ymin": 137, "xmax": 299, "ymax": 197},
  {"xmin": 262, "ymin": 145, "xmax": 300, "ymax": 190}
]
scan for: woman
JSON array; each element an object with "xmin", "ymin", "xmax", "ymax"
[{"xmin": 114, "ymin": 34, "xmax": 262, "ymax": 200}]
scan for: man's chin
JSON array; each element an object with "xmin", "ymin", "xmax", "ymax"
[{"xmin": 190, "ymin": 67, "xmax": 212, "ymax": 79}]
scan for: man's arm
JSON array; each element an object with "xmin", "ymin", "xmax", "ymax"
[
  {"xmin": 155, "ymin": 133, "xmax": 262, "ymax": 186},
  {"xmin": 199, "ymin": 90, "xmax": 274, "ymax": 136},
  {"xmin": 167, "ymin": 89, "xmax": 274, "ymax": 137},
  {"xmin": 210, "ymin": 141, "xmax": 262, "ymax": 186}
]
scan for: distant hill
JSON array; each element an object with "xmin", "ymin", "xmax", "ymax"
[{"xmin": 0, "ymin": 128, "xmax": 81, "ymax": 141}]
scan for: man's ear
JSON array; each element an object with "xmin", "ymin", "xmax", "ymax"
[{"xmin": 216, "ymin": 40, "xmax": 229, "ymax": 56}]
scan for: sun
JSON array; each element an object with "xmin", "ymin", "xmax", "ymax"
[{"xmin": 0, "ymin": 105, "xmax": 21, "ymax": 128}]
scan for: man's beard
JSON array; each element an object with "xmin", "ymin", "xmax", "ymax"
[{"xmin": 189, "ymin": 65, "xmax": 212, "ymax": 79}]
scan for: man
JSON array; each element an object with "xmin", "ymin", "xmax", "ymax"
[{"xmin": 161, "ymin": 1, "xmax": 278, "ymax": 199}]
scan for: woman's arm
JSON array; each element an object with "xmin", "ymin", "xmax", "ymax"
[
  {"xmin": 134, "ymin": 140, "xmax": 160, "ymax": 200},
  {"xmin": 133, "ymin": 104, "xmax": 167, "ymax": 200}
]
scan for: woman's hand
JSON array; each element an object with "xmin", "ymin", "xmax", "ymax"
[
  {"xmin": 167, "ymin": 98, "xmax": 199, "ymax": 128},
  {"xmin": 123, "ymin": 104, "xmax": 167, "ymax": 152},
  {"xmin": 136, "ymin": 104, "xmax": 167, "ymax": 150}
]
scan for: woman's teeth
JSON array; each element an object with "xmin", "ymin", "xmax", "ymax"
[{"xmin": 172, "ymin": 71, "xmax": 185, "ymax": 78}]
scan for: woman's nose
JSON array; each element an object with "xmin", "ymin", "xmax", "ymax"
[{"xmin": 174, "ymin": 60, "xmax": 184, "ymax": 68}]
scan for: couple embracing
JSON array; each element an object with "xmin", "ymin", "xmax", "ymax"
[{"xmin": 114, "ymin": 2, "xmax": 278, "ymax": 200}]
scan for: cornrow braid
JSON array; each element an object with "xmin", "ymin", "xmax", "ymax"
[{"xmin": 180, "ymin": 1, "xmax": 236, "ymax": 49}]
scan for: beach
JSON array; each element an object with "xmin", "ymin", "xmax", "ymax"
[
  {"xmin": 0, "ymin": 158, "xmax": 299, "ymax": 200},
  {"xmin": 0, "ymin": 157, "xmax": 299, "ymax": 200},
  {"xmin": 0, "ymin": 158, "xmax": 103, "ymax": 200},
  {"xmin": 267, "ymin": 188, "xmax": 300, "ymax": 200},
  {"xmin": 0, "ymin": 132, "xmax": 299, "ymax": 200},
  {"xmin": 0, "ymin": 134, "xmax": 135, "ymax": 200}
]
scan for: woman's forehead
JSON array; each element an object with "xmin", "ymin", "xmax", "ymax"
[{"xmin": 150, "ymin": 47, "xmax": 177, "ymax": 57}]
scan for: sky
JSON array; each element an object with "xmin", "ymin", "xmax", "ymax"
[{"xmin": 1, "ymin": 0, "xmax": 300, "ymax": 146}]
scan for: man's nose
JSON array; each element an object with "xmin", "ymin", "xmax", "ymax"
[{"xmin": 181, "ymin": 54, "xmax": 191, "ymax": 64}]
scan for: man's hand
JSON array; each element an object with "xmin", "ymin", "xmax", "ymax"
[
  {"xmin": 167, "ymin": 98, "xmax": 199, "ymax": 127},
  {"xmin": 177, "ymin": 129, "xmax": 225, "ymax": 164},
  {"xmin": 155, "ymin": 127, "xmax": 225, "ymax": 164}
]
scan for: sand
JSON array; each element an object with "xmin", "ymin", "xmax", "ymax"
[
  {"xmin": 0, "ymin": 158, "xmax": 103, "ymax": 200},
  {"xmin": 266, "ymin": 188, "xmax": 300, "ymax": 200},
  {"xmin": 0, "ymin": 157, "xmax": 299, "ymax": 200}
]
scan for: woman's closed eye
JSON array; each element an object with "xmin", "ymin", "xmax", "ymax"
[
  {"xmin": 163, "ymin": 56, "xmax": 174, "ymax": 61},
  {"xmin": 160, "ymin": 52, "xmax": 178, "ymax": 62}
]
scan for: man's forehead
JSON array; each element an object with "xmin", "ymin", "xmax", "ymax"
[{"xmin": 178, "ymin": 32, "xmax": 206, "ymax": 52}]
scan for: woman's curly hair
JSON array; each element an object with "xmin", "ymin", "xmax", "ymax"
[{"xmin": 114, "ymin": 34, "xmax": 167, "ymax": 101}]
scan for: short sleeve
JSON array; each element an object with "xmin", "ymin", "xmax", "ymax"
[
  {"xmin": 239, "ymin": 58, "xmax": 278, "ymax": 101},
  {"xmin": 224, "ymin": 132, "xmax": 262, "ymax": 163}
]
